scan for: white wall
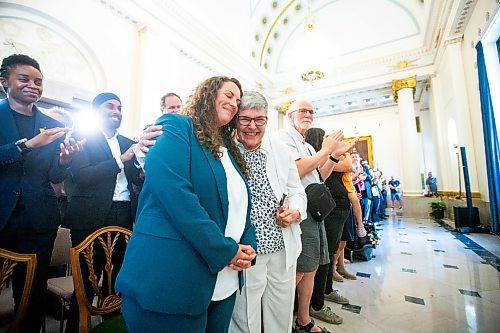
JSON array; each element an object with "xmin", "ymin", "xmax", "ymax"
[
  {"xmin": 133, "ymin": 27, "xmax": 217, "ymax": 130},
  {"xmin": 1, "ymin": 0, "xmax": 140, "ymax": 135},
  {"xmin": 312, "ymin": 106, "xmax": 403, "ymax": 180},
  {"xmin": 418, "ymin": 108, "xmax": 438, "ymax": 186},
  {"xmin": 431, "ymin": 41, "xmax": 480, "ymax": 195},
  {"xmin": 460, "ymin": 0, "xmax": 499, "ymax": 202},
  {"xmin": 0, "ymin": 0, "xmax": 256, "ymax": 138}
]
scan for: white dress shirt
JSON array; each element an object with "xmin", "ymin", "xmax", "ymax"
[
  {"xmin": 103, "ymin": 131, "xmax": 130, "ymax": 201},
  {"xmin": 212, "ymin": 147, "xmax": 248, "ymax": 301}
]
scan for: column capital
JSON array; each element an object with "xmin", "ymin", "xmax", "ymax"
[
  {"xmin": 392, "ymin": 75, "xmax": 417, "ymax": 102},
  {"xmin": 276, "ymin": 100, "xmax": 295, "ymax": 114}
]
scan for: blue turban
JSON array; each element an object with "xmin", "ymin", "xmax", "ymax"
[{"xmin": 92, "ymin": 92, "xmax": 121, "ymax": 110}]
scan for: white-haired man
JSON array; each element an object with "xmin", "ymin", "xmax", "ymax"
[{"xmin": 277, "ymin": 100, "xmax": 355, "ymax": 332}]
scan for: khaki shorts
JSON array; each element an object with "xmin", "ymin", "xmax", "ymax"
[{"xmin": 296, "ymin": 214, "xmax": 329, "ymax": 272}]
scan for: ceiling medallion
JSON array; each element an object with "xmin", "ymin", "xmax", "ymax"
[{"xmin": 301, "ymin": 70, "xmax": 324, "ymax": 85}]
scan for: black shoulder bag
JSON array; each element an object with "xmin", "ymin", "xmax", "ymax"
[{"xmin": 305, "ymin": 151, "xmax": 336, "ymax": 221}]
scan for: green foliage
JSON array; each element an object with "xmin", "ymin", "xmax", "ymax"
[{"xmin": 430, "ymin": 200, "xmax": 447, "ymax": 211}]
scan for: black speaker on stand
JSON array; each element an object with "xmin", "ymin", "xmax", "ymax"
[{"xmin": 454, "ymin": 146, "xmax": 480, "ymax": 232}]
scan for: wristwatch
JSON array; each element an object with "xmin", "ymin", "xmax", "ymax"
[
  {"xmin": 329, "ymin": 155, "xmax": 339, "ymax": 163},
  {"xmin": 15, "ymin": 138, "xmax": 32, "ymax": 154}
]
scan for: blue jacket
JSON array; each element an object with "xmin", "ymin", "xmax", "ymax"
[
  {"xmin": 0, "ymin": 99, "xmax": 67, "ymax": 232},
  {"xmin": 116, "ymin": 114, "xmax": 256, "ymax": 315}
]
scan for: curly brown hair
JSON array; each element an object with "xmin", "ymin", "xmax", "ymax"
[{"xmin": 183, "ymin": 76, "xmax": 248, "ymax": 177}]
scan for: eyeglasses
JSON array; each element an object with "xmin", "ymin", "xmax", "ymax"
[
  {"xmin": 237, "ymin": 116, "xmax": 268, "ymax": 126},
  {"xmin": 292, "ymin": 108, "xmax": 315, "ymax": 115}
]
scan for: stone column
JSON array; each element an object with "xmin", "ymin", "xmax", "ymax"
[
  {"xmin": 392, "ymin": 75, "xmax": 422, "ymax": 195},
  {"xmin": 276, "ymin": 100, "xmax": 295, "ymax": 130}
]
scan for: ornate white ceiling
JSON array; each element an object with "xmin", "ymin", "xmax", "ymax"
[
  {"xmin": 146, "ymin": 0, "xmax": 475, "ymax": 115},
  {"xmin": 0, "ymin": 0, "xmax": 477, "ymax": 116}
]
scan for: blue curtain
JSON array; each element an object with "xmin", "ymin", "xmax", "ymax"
[
  {"xmin": 475, "ymin": 41, "xmax": 500, "ymax": 234},
  {"xmin": 497, "ymin": 36, "xmax": 500, "ymax": 62}
]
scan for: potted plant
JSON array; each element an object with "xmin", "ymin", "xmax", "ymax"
[{"xmin": 430, "ymin": 200, "xmax": 446, "ymax": 219}]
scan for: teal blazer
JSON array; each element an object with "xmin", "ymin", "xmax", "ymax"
[{"xmin": 116, "ymin": 114, "xmax": 256, "ymax": 316}]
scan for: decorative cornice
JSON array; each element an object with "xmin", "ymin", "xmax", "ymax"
[
  {"xmin": 392, "ymin": 75, "xmax": 417, "ymax": 102},
  {"xmin": 276, "ymin": 47, "xmax": 433, "ymax": 78},
  {"xmin": 448, "ymin": 0, "xmax": 478, "ymax": 37},
  {"xmin": 97, "ymin": 0, "xmax": 144, "ymax": 28},
  {"xmin": 179, "ymin": 49, "xmax": 217, "ymax": 75},
  {"xmin": 444, "ymin": 36, "xmax": 464, "ymax": 46}
]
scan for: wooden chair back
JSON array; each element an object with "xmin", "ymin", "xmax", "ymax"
[
  {"xmin": 46, "ymin": 227, "xmax": 74, "ymax": 333},
  {"xmin": 0, "ymin": 248, "xmax": 37, "ymax": 333},
  {"xmin": 70, "ymin": 226, "xmax": 131, "ymax": 333},
  {"xmin": 50, "ymin": 227, "xmax": 72, "ymax": 268}
]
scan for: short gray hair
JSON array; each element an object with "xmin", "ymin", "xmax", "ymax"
[
  {"xmin": 239, "ymin": 91, "xmax": 268, "ymax": 114},
  {"xmin": 47, "ymin": 107, "xmax": 73, "ymax": 127}
]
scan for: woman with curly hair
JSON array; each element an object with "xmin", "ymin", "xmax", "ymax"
[{"xmin": 116, "ymin": 76, "xmax": 257, "ymax": 333}]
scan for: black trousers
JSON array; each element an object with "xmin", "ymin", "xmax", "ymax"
[
  {"xmin": 65, "ymin": 201, "xmax": 132, "ymax": 333},
  {"xmin": 310, "ymin": 207, "xmax": 350, "ymax": 310},
  {"xmin": 0, "ymin": 199, "xmax": 57, "ymax": 333}
]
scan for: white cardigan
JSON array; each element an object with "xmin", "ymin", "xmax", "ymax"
[{"xmin": 239, "ymin": 135, "xmax": 307, "ymax": 270}]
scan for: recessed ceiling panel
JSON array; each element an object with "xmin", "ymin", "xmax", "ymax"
[{"xmin": 275, "ymin": 0, "xmax": 422, "ymax": 73}]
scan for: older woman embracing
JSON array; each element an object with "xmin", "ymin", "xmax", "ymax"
[{"xmin": 229, "ymin": 91, "xmax": 307, "ymax": 333}]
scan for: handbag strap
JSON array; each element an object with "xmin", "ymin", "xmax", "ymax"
[
  {"xmin": 285, "ymin": 129, "xmax": 325, "ymax": 183},
  {"xmin": 306, "ymin": 147, "xmax": 325, "ymax": 183}
]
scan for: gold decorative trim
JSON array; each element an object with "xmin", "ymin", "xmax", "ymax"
[
  {"xmin": 260, "ymin": 0, "xmax": 296, "ymax": 66},
  {"xmin": 392, "ymin": 75, "xmax": 416, "ymax": 102},
  {"xmin": 444, "ymin": 36, "xmax": 463, "ymax": 46},
  {"xmin": 344, "ymin": 135, "xmax": 373, "ymax": 168},
  {"xmin": 281, "ymin": 87, "xmax": 295, "ymax": 95},
  {"xmin": 301, "ymin": 70, "xmax": 325, "ymax": 84},
  {"xmin": 389, "ymin": 59, "xmax": 418, "ymax": 70},
  {"xmin": 276, "ymin": 100, "xmax": 296, "ymax": 114},
  {"xmin": 438, "ymin": 191, "xmax": 481, "ymax": 199}
]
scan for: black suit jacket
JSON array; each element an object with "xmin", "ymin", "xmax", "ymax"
[
  {"xmin": 63, "ymin": 131, "xmax": 141, "ymax": 230},
  {"xmin": 0, "ymin": 99, "xmax": 68, "ymax": 232}
]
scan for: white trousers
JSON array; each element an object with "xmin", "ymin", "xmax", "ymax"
[{"xmin": 229, "ymin": 249, "xmax": 296, "ymax": 333}]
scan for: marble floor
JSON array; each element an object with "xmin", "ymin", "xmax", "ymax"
[
  {"xmin": 37, "ymin": 215, "xmax": 500, "ymax": 332},
  {"xmin": 316, "ymin": 214, "xmax": 500, "ymax": 333}
]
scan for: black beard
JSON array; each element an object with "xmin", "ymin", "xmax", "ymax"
[{"xmin": 105, "ymin": 117, "xmax": 121, "ymax": 130}]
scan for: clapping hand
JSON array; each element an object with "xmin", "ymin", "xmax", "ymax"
[
  {"xmin": 59, "ymin": 137, "xmax": 86, "ymax": 166},
  {"xmin": 26, "ymin": 127, "xmax": 70, "ymax": 149},
  {"xmin": 321, "ymin": 130, "xmax": 359, "ymax": 157}
]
